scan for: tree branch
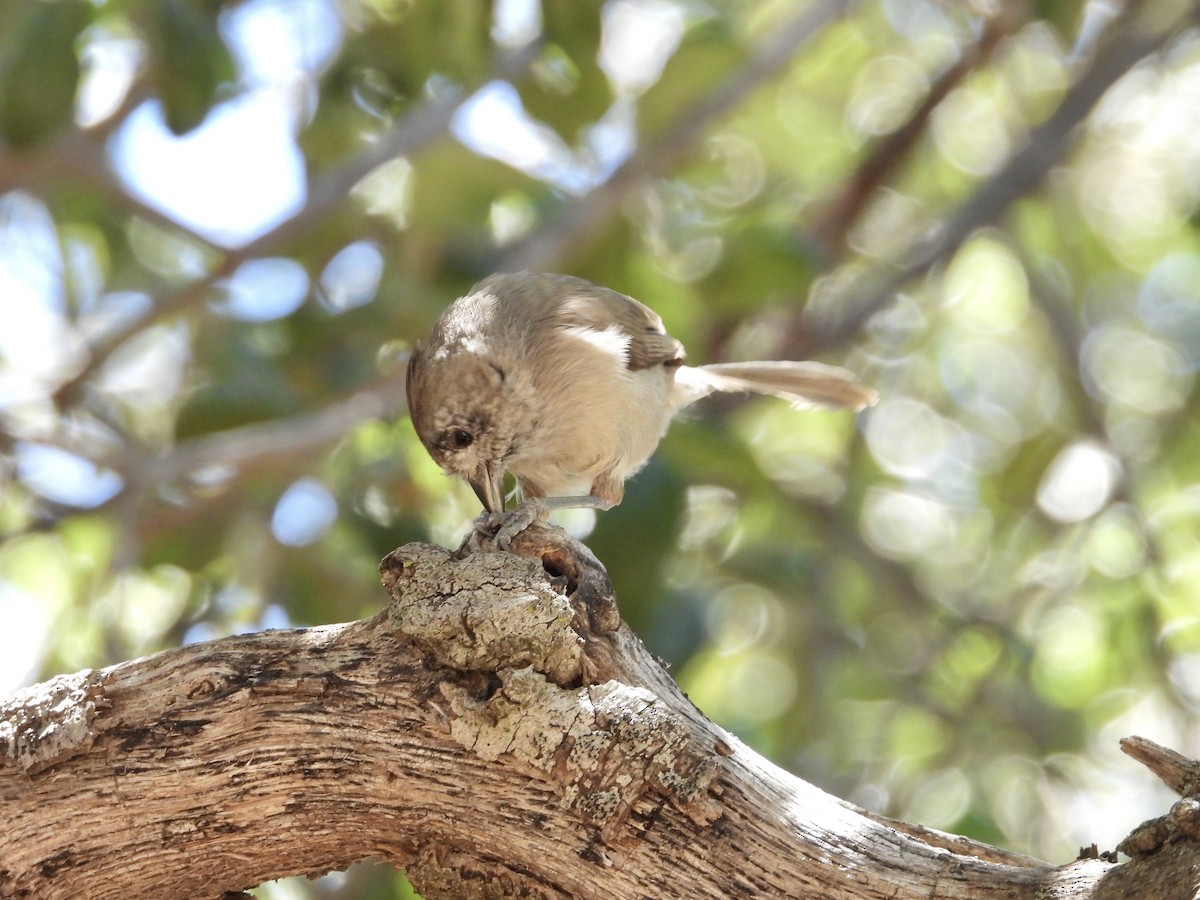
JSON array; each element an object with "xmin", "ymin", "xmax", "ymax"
[
  {"xmin": 497, "ymin": 0, "xmax": 855, "ymax": 273},
  {"xmin": 807, "ymin": 5, "xmax": 1020, "ymax": 257},
  {"xmin": 51, "ymin": 42, "xmax": 538, "ymax": 411},
  {"xmin": 3, "ymin": 526, "xmax": 1196, "ymax": 898},
  {"xmin": 789, "ymin": 2, "xmax": 1196, "ymax": 358},
  {"xmin": 8, "ymin": 369, "xmax": 409, "ymax": 542}
]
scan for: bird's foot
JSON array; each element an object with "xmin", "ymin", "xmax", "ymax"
[
  {"xmin": 493, "ymin": 498, "xmax": 550, "ymax": 550},
  {"xmin": 458, "ymin": 499, "xmax": 550, "ymax": 555}
]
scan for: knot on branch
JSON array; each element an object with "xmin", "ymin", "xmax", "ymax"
[
  {"xmin": 381, "ymin": 544, "xmax": 578, "ymax": 688},
  {"xmin": 378, "ymin": 525, "xmax": 725, "ymax": 840},
  {"xmin": 379, "ymin": 524, "xmax": 619, "ymax": 687}
]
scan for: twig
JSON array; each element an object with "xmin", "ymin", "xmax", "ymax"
[{"xmin": 1120, "ymin": 735, "xmax": 1200, "ymax": 798}]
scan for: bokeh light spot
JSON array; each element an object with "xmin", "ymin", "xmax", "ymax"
[
  {"xmin": 943, "ymin": 237, "xmax": 1030, "ymax": 333},
  {"xmin": 1082, "ymin": 324, "xmax": 1191, "ymax": 414},
  {"xmin": 862, "ymin": 487, "xmax": 955, "ymax": 561},
  {"xmin": 219, "ymin": 258, "xmax": 309, "ymax": 321},
  {"xmin": 1036, "ymin": 442, "xmax": 1120, "ymax": 523},
  {"xmin": 272, "ymin": 478, "xmax": 338, "ymax": 546},
  {"xmin": 319, "ymin": 241, "xmax": 383, "ymax": 313},
  {"xmin": 865, "ymin": 398, "xmax": 948, "ymax": 479},
  {"xmin": 15, "ymin": 444, "xmax": 124, "ymax": 508},
  {"xmin": 1032, "ymin": 603, "xmax": 1107, "ymax": 708}
]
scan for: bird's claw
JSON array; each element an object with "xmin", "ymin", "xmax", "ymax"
[
  {"xmin": 493, "ymin": 498, "xmax": 550, "ymax": 550},
  {"xmin": 473, "ymin": 510, "xmax": 503, "ymax": 539},
  {"xmin": 461, "ymin": 499, "xmax": 550, "ymax": 553}
]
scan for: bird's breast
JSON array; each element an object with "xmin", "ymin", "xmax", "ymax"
[{"xmin": 504, "ymin": 335, "xmax": 676, "ymax": 495}]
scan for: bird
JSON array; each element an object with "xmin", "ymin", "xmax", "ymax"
[{"xmin": 405, "ymin": 272, "xmax": 876, "ymax": 547}]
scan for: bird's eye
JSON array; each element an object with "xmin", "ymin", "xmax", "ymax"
[{"xmin": 449, "ymin": 428, "xmax": 474, "ymax": 449}]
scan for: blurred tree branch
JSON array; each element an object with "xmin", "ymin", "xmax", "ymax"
[
  {"xmin": 6, "ymin": 528, "xmax": 1195, "ymax": 899},
  {"xmin": 788, "ymin": 2, "xmax": 1197, "ymax": 358},
  {"xmin": 13, "ymin": 369, "xmax": 410, "ymax": 546},
  {"xmin": 143, "ymin": 375, "xmax": 407, "ymax": 485},
  {"xmin": 807, "ymin": 4, "xmax": 1023, "ymax": 257},
  {"xmin": 48, "ymin": 41, "xmax": 538, "ymax": 411},
  {"xmin": 0, "ymin": 130, "xmax": 223, "ymax": 253},
  {"xmin": 497, "ymin": 0, "xmax": 855, "ymax": 273}
]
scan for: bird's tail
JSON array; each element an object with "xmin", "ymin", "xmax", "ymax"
[{"xmin": 675, "ymin": 361, "xmax": 877, "ymax": 411}]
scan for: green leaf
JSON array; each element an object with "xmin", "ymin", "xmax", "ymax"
[
  {"xmin": 407, "ymin": 139, "xmax": 530, "ymax": 241},
  {"xmin": 340, "ymin": 0, "xmax": 491, "ymax": 96},
  {"xmin": 636, "ymin": 17, "xmax": 740, "ymax": 142},
  {"xmin": 516, "ymin": 1, "xmax": 611, "ymax": 143},
  {"xmin": 142, "ymin": 0, "xmax": 235, "ymax": 135},
  {"xmin": 0, "ymin": 0, "xmax": 93, "ymax": 148},
  {"xmin": 300, "ymin": 0, "xmax": 492, "ymax": 166}
]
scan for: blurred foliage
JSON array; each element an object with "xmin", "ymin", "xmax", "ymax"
[{"xmin": 3, "ymin": 0, "xmax": 1200, "ymax": 896}]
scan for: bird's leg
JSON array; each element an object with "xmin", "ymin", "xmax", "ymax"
[
  {"xmin": 485, "ymin": 494, "xmax": 614, "ymax": 550},
  {"xmin": 465, "ymin": 475, "xmax": 624, "ymax": 553}
]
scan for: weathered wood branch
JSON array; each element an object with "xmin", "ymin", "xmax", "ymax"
[{"xmin": 1, "ymin": 526, "xmax": 1197, "ymax": 898}]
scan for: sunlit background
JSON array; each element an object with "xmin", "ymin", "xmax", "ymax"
[{"xmin": 3, "ymin": 0, "xmax": 1200, "ymax": 896}]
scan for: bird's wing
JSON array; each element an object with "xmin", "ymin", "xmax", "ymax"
[{"xmin": 553, "ymin": 280, "xmax": 685, "ymax": 371}]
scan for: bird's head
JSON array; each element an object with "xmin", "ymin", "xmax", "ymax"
[{"xmin": 406, "ymin": 342, "xmax": 515, "ymax": 513}]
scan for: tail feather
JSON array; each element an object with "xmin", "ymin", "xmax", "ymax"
[{"xmin": 676, "ymin": 361, "xmax": 877, "ymax": 411}]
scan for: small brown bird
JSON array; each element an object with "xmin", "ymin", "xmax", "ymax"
[{"xmin": 406, "ymin": 272, "xmax": 875, "ymax": 546}]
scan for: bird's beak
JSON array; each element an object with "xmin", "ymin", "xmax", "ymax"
[{"xmin": 469, "ymin": 463, "xmax": 505, "ymax": 513}]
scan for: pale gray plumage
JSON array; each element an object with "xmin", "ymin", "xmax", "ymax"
[{"xmin": 406, "ymin": 272, "xmax": 875, "ymax": 543}]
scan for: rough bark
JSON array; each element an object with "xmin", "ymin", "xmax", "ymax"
[{"xmin": 1, "ymin": 526, "xmax": 1197, "ymax": 899}]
